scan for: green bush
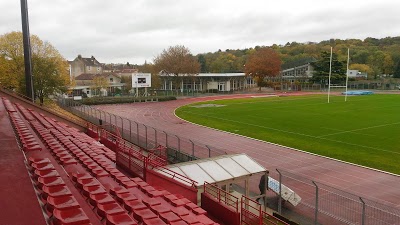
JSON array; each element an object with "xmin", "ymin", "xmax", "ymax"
[{"xmin": 81, "ymin": 96, "xmax": 176, "ymax": 105}]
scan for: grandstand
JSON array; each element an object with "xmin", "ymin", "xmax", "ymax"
[{"xmin": 0, "ymin": 90, "xmax": 289, "ymax": 225}]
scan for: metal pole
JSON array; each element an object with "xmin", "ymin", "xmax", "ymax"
[
  {"xmin": 136, "ymin": 122, "xmax": 139, "ymax": 145},
  {"xmin": 345, "ymin": 48, "xmax": 350, "ymax": 102},
  {"xmin": 189, "ymin": 139, "xmax": 194, "ymax": 158},
  {"xmin": 277, "ymin": 169, "xmax": 282, "ymax": 214},
  {"xmin": 312, "ymin": 181, "xmax": 319, "ymax": 225},
  {"xmin": 120, "ymin": 117, "xmax": 124, "ymax": 138},
  {"xmin": 360, "ymin": 197, "xmax": 365, "ymax": 225},
  {"xmin": 163, "ymin": 131, "xmax": 168, "ymax": 147},
  {"xmin": 205, "ymin": 145, "xmax": 211, "ymax": 158},
  {"xmin": 129, "ymin": 120, "xmax": 132, "ymax": 142},
  {"xmin": 144, "ymin": 125, "xmax": 148, "ymax": 149},
  {"xmin": 175, "ymin": 135, "xmax": 180, "ymax": 152},
  {"xmin": 20, "ymin": 0, "xmax": 34, "ymax": 101},
  {"xmin": 154, "ymin": 127, "xmax": 157, "ymax": 147},
  {"xmin": 328, "ymin": 47, "xmax": 333, "ymax": 103}
]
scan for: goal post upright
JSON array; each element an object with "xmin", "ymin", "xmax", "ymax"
[
  {"xmin": 345, "ymin": 48, "xmax": 350, "ymax": 102},
  {"xmin": 327, "ymin": 47, "xmax": 350, "ymax": 103},
  {"xmin": 328, "ymin": 47, "xmax": 333, "ymax": 103}
]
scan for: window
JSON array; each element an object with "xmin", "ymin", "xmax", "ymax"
[
  {"xmin": 87, "ymin": 66, "xmax": 91, "ymax": 71},
  {"xmin": 110, "ymin": 78, "xmax": 114, "ymax": 82},
  {"xmin": 86, "ymin": 90, "xmax": 90, "ymax": 94}
]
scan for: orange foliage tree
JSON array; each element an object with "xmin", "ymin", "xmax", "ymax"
[{"xmin": 244, "ymin": 48, "xmax": 281, "ymax": 91}]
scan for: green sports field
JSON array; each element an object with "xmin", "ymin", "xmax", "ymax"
[{"xmin": 175, "ymin": 94, "xmax": 400, "ymax": 174}]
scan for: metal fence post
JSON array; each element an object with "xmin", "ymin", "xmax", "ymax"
[
  {"xmin": 205, "ymin": 145, "xmax": 211, "ymax": 158},
  {"xmin": 277, "ymin": 169, "xmax": 282, "ymax": 214},
  {"xmin": 136, "ymin": 121, "xmax": 139, "ymax": 145},
  {"xmin": 113, "ymin": 114, "xmax": 117, "ymax": 126},
  {"xmin": 120, "ymin": 117, "xmax": 124, "ymax": 138},
  {"xmin": 129, "ymin": 120, "xmax": 132, "ymax": 142},
  {"xmin": 163, "ymin": 131, "xmax": 168, "ymax": 147},
  {"xmin": 175, "ymin": 135, "xmax": 180, "ymax": 152},
  {"xmin": 360, "ymin": 197, "xmax": 365, "ymax": 225},
  {"xmin": 189, "ymin": 139, "xmax": 194, "ymax": 158},
  {"xmin": 143, "ymin": 124, "xmax": 148, "ymax": 149},
  {"xmin": 312, "ymin": 181, "xmax": 319, "ymax": 225},
  {"xmin": 153, "ymin": 127, "xmax": 157, "ymax": 147}
]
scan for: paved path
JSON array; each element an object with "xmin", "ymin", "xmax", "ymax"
[{"xmin": 96, "ymin": 94, "xmax": 400, "ymax": 209}]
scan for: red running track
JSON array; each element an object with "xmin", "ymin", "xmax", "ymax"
[{"xmin": 96, "ymin": 93, "xmax": 400, "ymax": 209}]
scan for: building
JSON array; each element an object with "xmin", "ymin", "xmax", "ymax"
[
  {"xmin": 159, "ymin": 72, "xmax": 256, "ymax": 92},
  {"xmin": 69, "ymin": 73, "xmax": 124, "ymax": 99},
  {"xmin": 69, "ymin": 55, "xmax": 103, "ymax": 78},
  {"xmin": 280, "ymin": 63, "xmax": 314, "ymax": 82}
]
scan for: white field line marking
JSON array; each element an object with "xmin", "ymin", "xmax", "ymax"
[
  {"xmin": 181, "ymin": 111, "xmax": 400, "ymax": 155},
  {"xmin": 318, "ymin": 122, "xmax": 400, "ymax": 138}
]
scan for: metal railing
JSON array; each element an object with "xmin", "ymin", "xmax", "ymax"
[
  {"xmin": 58, "ymin": 97, "xmax": 227, "ymax": 161},
  {"xmin": 275, "ymin": 169, "xmax": 400, "ymax": 225},
  {"xmin": 59, "ymin": 96, "xmax": 400, "ymax": 225}
]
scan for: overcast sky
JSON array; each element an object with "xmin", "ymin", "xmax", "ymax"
[{"xmin": 1, "ymin": 0, "xmax": 400, "ymax": 64}]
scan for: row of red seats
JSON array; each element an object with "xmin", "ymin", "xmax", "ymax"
[
  {"xmin": 28, "ymin": 157, "xmax": 91, "ymax": 225},
  {"xmin": 2, "ymin": 98, "xmax": 42, "ymax": 152},
  {"xmin": 13, "ymin": 101, "xmax": 220, "ymax": 225}
]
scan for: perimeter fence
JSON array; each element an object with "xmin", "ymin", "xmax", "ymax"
[
  {"xmin": 273, "ymin": 169, "xmax": 400, "ymax": 225},
  {"xmin": 57, "ymin": 96, "xmax": 400, "ymax": 225},
  {"xmin": 57, "ymin": 97, "xmax": 227, "ymax": 162}
]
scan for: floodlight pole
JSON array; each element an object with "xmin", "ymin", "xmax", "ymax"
[
  {"xmin": 327, "ymin": 47, "xmax": 333, "ymax": 103},
  {"xmin": 20, "ymin": 0, "xmax": 34, "ymax": 101},
  {"xmin": 345, "ymin": 48, "xmax": 350, "ymax": 102}
]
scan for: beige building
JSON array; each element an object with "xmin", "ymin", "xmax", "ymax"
[
  {"xmin": 69, "ymin": 55, "xmax": 103, "ymax": 78},
  {"xmin": 69, "ymin": 73, "xmax": 124, "ymax": 98}
]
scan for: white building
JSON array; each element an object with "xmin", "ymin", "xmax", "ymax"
[{"xmin": 159, "ymin": 72, "xmax": 256, "ymax": 92}]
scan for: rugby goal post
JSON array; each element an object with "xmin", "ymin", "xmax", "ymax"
[{"xmin": 327, "ymin": 48, "xmax": 350, "ymax": 103}]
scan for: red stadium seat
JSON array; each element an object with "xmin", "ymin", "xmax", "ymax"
[
  {"xmin": 143, "ymin": 217, "xmax": 168, "ymax": 225},
  {"xmin": 124, "ymin": 199, "xmax": 147, "ymax": 212},
  {"xmin": 159, "ymin": 211, "xmax": 181, "ymax": 223},
  {"xmin": 52, "ymin": 208, "xmax": 90, "ymax": 225},
  {"xmin": 37, "ymin": 176, "xmax": 65, "ymax": 189},
  {"xmin": 82, "ymin": 185, "xmax": 107, "ymax": 198},
  {"xmin": 116, "ymin": 192, "xmax": 138, "ymax": 204},
  {"xmin": 105, "ymin": 213, "xmax": 138, "ymax": 225},
  {"xmin": 96, "ymin": 202, "xmax": 125, "ymax": 220},
  {"xmin": 171, "ymin": 206, "xmax": 190, "ymax": 217},
  {"xmin": 89, "ymin": 193, "xmax": 115, "ymax": 208},
  {"xmin": 42, "ymin": 185, "xmax": 72, "ymax": 200},
  {"xmin": 149, "ymin": 204, "xmax": 171, "ymax": 215},
  {"xmin": 132, "ymin": 208, "xmax": 158, "ymax": 222},
  {"xmin": 46, "ymin": 195, "xmax": 80, "ymax": 213},
  {"xmin": 110, "ymin": 186, "xmax": 129, "ymax": 197}
]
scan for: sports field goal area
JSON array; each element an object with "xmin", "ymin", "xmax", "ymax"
[{"xmin": 176, "ymin": 94, "xmax": 400, "ymax": 174}]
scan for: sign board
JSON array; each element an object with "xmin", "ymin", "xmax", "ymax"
[{"xmin": 132, "ymin": 73, "xmax": 151, "ymax": 88}]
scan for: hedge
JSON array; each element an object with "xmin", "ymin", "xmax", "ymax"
[{"xmin": 81, "ymin": 96, "xmax": 176, "ymax": 105}]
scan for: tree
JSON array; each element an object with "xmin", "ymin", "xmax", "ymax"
[
  {"xmin": 244, "ymin": 47, "xmax": 281, "ymax": 91},
  {"xmin": 154, "ymin": 45, "xmax": 200, "ymax": 90},
  {"xmin": 311, "ymin": 51, "xmax": 346, "ymax": 84},
  {"xmin": 92, "ymin": 76, "xmax": 108, "ymax": 96},
  {"xmin": 350, "ymin": 64, "xmax": 373, "ymax": 79},
  {"xmin": 0, "ymin": 31, "xmax": 69, "ymax": 103},
  {"xmin": 394, "ymin": 61, "xmax": 400, "ymax": 78}
]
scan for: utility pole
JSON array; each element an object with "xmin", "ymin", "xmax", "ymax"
[{"xmin": 20, "ymin": 0, "xmax": 34, "ymax": 101}]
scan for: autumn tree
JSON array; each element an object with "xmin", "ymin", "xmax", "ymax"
[
  {"xmin": 92, "ymin": 76, "xmax": 109, "ymax": 96},
  {"xmin": 311, "ymin": 51, "xmax": 346, "ymax": 84},
  {"xmin": 154, "ymin": 45, "xmax": 200, "ymax": 90},
  {"xmin": 0, "ymin": 31, "xmax": 69, "ymax": 103},
  {"xmin": 349, "ymin": 64, "xmax": 373, "ymax": 79},
  {"xmin": 244, "ymin": 47, "xmax": 281, "ymax": 91}
]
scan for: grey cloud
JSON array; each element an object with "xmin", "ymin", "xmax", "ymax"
[{"xmin": 1, "ymin": 0, "xmax": 400, "ymax": 63}]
